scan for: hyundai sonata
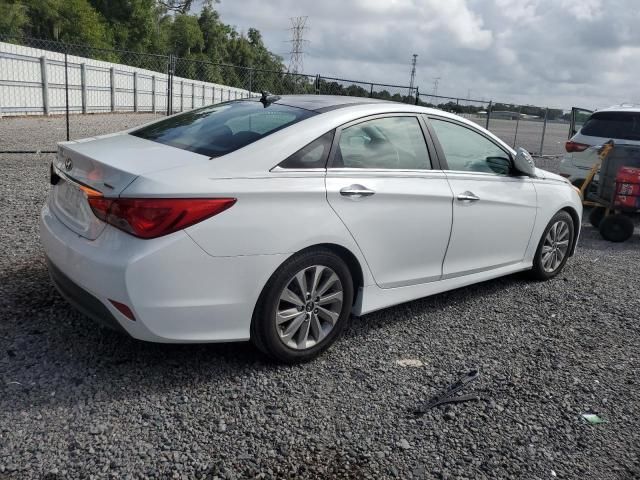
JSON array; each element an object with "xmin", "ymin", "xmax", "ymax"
[{"xmin": 41, "ymin": 95, "xmax": 582, "ymax": 362}]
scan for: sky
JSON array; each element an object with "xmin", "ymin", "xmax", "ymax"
[{"xmin": 213, "ymin": 0, "xmax": 640, "ymax": 110}]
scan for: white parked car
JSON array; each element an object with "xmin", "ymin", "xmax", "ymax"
[
  {"xmin": 560, "ymin": 105, "xmax": 640, "ymax": 186},
  {"xmin": 41, "ymin": 95, "xmax": 583, "ymax": 362}
]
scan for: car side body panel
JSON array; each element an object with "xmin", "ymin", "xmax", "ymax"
[{"xmin": 40, "ymin": 96, "xmax": 583, "ymax": 342}]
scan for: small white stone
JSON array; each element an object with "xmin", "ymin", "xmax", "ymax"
[{"xmin": 395, "ymin": 359, "xmax": 424, "ymax": 368}]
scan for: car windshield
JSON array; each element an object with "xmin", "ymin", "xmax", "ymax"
[
  {"xmin": 131, "ymin": 100, "xmax": 316, "ymax": 157},
  {"xmin": 581, "ymin": 111, "xmax": 640, "ymax": 141}
]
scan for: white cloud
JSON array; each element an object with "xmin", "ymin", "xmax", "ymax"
[
  {"xmin": 212, "ymin": 0, "xmax": 640, "ymax": 109},
  {"xmin": 559, "ymin": 0, "xmax": 603, "ymax": 21}
]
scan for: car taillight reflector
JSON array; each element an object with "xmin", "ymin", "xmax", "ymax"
[
  {"xmin": 109, "ymin": 299, "xmax": 136, "ymax": 321},
  {"xmin": 87, "ymin": 197, "xmax": 236, "ymax": 239},
  {"xmin": 565, "ymin": 141, "xmax": 590, "ymax": 153}
]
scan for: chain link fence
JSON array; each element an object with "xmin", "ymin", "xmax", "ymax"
[
  {"xmin": 1, "ymin": 36, "xmax": 570, "ymax": 156},
  {"xmin": 417, "ymin": 94, "xmax": 569, "ymax": 156}
]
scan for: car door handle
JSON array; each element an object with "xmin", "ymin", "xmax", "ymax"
[
  {"xmin": 457, "ymin": 191, "xmax": 480, "ymax": 202},
  {"xmin": 340, "ymin": 185, "xmax": 376, "ymax": 198}
]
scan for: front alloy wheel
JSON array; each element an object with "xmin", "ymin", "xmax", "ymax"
[
  {"xmin": 531, "ymin": 211, "xmax": 575, "ymax": 280},
  {"xmin": 540, "ymin": 220, "xmax": 571, "ymax": 273}
]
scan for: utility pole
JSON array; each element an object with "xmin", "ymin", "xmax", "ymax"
[
  {"xmin": 433, "ymin": 77, "xmax": 441, "ymax": 97},
  {"xmin": 287, "ymin": 16, "xmax": 309, "ymax": 75},
  {"xmin": 408, "ymin": 54, "xmax": 418, "ymax": 97}
]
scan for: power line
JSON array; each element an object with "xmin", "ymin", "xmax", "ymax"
[
  {"xmin": 408, "ymin": 54, "xmax": 418, "ymax": 97},
  {"xmin": 287, "ymin": 16, "xmax": 309, "ymax": 75}
]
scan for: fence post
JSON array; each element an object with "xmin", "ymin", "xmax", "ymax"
[
  {"xmin": 212, "ymin": 86, "xmax": 215, "ymax": 104},
  {"xmin": 415, "ymin": 87, "xmax": 419, "ymax": 105},
  {"xmin": 315, "ymin": 75, "xmax": 320, "ymax": 95},
  {"xmin": 180, "ymin": 81, "xmax": 184, "ymax": 112},
  {"xmin": 369, "ymin": 83, "xmax": 374, "ymax": 98},
  {"xmin": 166, "ymin": 54, "xmax": 174, "ymax": 115},
  {"xmin": 151, "ymin": 75, "xmax": 156, "ymax": 113},
  {"xmin": 485, "ymin": 100, "xmax": 492, "ymax": 130},
  {"xmin": 80, "ymin": 63, "xmax": 87, "ymax": 114},
  {"xmin": 110, "ymin": 67, "xmax": 116, "ymax": 112},
  {"xmin": 192, "ymin": 83, "xmax": 195, "ymax": 109},
  {"xmin": 64, "ymin": 51, "xmax": 70, "ymax": 141},
  {"xmin": 40, "ymin": 56, "xmax": 49, "ymax": 115},
  {"xmin": 249, "ymin": 69, "xmax": 253, "ymax": 94},
  {"xmin": 202, "ymin": 84, "xmax": 205, "ymax": 106},
  {"xmin": 133, "ymin": 72, "xmax": 138, "ymax": 112},
  {"xmin": 539, "ymin": 107, "xmax": 549, "ymax": 156},
  {"xmin": 512, "ymin": 105, "xmax": 522, "ymax": 148}
]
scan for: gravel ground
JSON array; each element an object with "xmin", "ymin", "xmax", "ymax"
[
  {"xmin": 0, "ymin": 113, "xmax": 162, "ymax": 152},
  {"xmin": 1, "ymin": 123, "xmax": 639, "ymax": 479}
]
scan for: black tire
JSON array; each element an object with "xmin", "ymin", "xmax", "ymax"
[
  {"xmin": 589, "ymin": 207, "xmax": 606, "ymax": 228},
  {"xmin": 599, "ymin": 214, "xmax": 634, "ymax": 242},
  {"xmin": 530, "ymin": 211, "xmax": 575, "ymax": 280},
  {"xmin": 250, "ymin": 248, "xmax": 354, "ymax": 363}
]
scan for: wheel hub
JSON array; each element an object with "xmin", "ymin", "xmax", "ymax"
[
  {"xmin": 275, "ymin": 265, "xmax": 344, "ymax": 350},
  {"xmin": 541, "ymin": 220, "xmax": 571, "ymax": 273}
]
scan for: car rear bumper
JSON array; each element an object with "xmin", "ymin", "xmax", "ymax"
[
  {"xmin": 40, "ymin": 202, "xmax": 288, "ymax": 343},
  {"xmin": 46, "ymin": 256, "xmax": 128, "ymax": 334}
]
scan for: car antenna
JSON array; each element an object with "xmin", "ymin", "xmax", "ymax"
[{"xmin": 260, "ymin": 91, "xmax": 280, "ymax": 107}]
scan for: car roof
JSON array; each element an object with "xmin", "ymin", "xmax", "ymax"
[
  {"xmin": 596, "ymin": 104, "xmax": 640, "ymax": 113},
  {"xmin": 255, "ymin": 94, "xmax": 394, "ymax": 113}
]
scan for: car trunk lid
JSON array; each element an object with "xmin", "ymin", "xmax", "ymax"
[{"xmin": 49, "ymin": 133, "xmax": 209, "ymax": 240}]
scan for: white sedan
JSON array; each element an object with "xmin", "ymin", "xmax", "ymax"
[{"xmin": 40, "ymin": 95, "xmax": 583, "ymax": 362}]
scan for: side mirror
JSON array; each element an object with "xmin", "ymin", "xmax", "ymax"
[{"xmin": 513, "ymin": 147, "xmax": 536, "ymax": 177}]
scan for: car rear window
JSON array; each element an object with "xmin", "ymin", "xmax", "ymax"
[
  {"xmin": 581, "ymin": 111, "xmax": 640, "ymax": 141},
  {"xmin": 131, "ymin": 101, "xmax": 316, "ymax": 157}
]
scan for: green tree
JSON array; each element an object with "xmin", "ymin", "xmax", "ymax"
[
  {"xmin": 90, "ymin": 0, "xmax": 160, "ymax": 52},
  {"xmin": 198, "ymin": 5, "xmax": 229, "ymax": 63},
  {"xmin": 22, "ymin": 0, "xmax": 111, "ymax": 48},
  {"xmin": 0, "ymin": 1, "xmax": 29, "ymax": 37},
  {"xmin": 169, "ymin": 13, "xmax": 203, "ymax": 56}
]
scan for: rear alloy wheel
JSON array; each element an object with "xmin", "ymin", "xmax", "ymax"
[
  {"xmin": 251, "ymin": 248, "xmax": 353, "ymax": 363},
  {"xmin": 530, "ymin": 211, "xmax": 574, "ymax": 280},
  {"xmin": 599, "ymin": 214, "xmax": 634, "ymax": 242}
]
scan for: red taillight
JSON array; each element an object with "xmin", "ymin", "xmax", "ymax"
[
  {"xmin": 87, "ymin": 197, "xmax": 236, "ymax": 239},
  {"xmin": 565, "ymin": 141, "xmax": 590, "ymax": 153}
]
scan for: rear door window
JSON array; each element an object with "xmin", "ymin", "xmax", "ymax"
[
  {"xmin": 581, "ymin": 112, "xmax": 640, "ymax": 141},
  {"xmin": 131, "ymin": 101, "xmax": 316, "ymax": 157}
]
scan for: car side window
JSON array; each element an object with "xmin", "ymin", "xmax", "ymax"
[
  {"xmin": 278, "ymin": 131, "xmax": 335, "ymax": 169},
  {"xmin": 334, "ymin": 116, "xmax": 431, "ymax": 169},
  {"xmin": 429, "ymin": 118, "xmax": 511, "ymax": 175}
]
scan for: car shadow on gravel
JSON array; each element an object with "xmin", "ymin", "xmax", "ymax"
[
  {"xmin": 346, "ymin": 272, "xmax": 528, "ymax": 337},
  {"xmin": 0, "ymin": 252, "xmax": 579, "ymax": 414},
  {"xmin": 1, "ymin": 260, "xmax": 271, "ymax": 413}
]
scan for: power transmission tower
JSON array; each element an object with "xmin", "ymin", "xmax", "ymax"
[
  {"xmin": 432, "ymin": 77, "xmax": 441, "ymax": 97},
  {"xmin": 287, "ymin": 16, "xmax": 309, "ymax": 75},
  {"xmin": 408, "ymin": 54, "xmax": 418, "ymax": 97}
]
